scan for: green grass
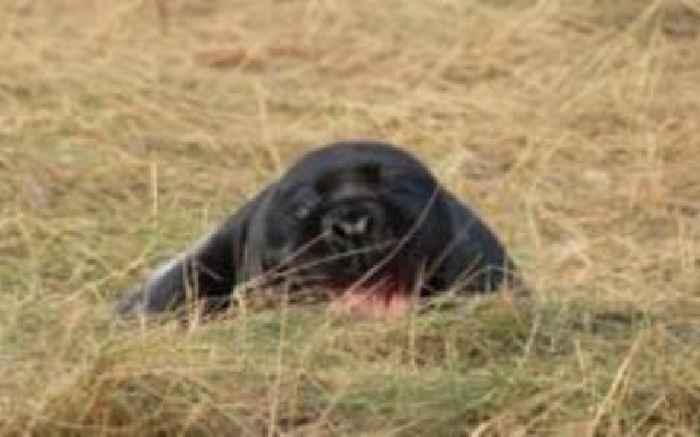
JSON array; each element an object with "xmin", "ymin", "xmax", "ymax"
[{"xmin": 1, "ymin": 0, "xmax": 699, "ymax": 435}]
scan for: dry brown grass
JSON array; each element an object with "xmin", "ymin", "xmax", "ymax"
[{"xmin": 1, "ymin": 0, "xmax": 699, "ymax": 435}]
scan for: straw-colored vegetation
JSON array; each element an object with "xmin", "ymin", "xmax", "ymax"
[{"xmin": 1, "ymin": 0, "xmax": 699, "ymax": 435}]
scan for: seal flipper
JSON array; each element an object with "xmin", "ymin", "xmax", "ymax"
[
  {"xmin": 115, "ymin": 190, "xmax": 269, "ymax": 317},
  {"xmin": 429, "ymin": 191, "xmax": 522, "ymax": 294}
]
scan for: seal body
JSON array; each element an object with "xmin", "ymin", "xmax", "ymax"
[{"xmin": 116, "ymin": 141, "xmax": 521, "ymax": 317}]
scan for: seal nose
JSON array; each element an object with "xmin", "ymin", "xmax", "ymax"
[
  {"xmin": 331, "ymin": 214, "xmax": 370, "ymax": 238},
  {"xmin": 321, "ymin": 200, "xmax": 388, "ymax": 273},
  {"xmin": 323, "ymin": 207, "xmax": 372, "ymax": 240}
]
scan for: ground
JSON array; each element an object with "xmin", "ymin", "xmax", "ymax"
[{"xmin": 1, "ymin": 1, "xmax": 699, "ymax": 435}]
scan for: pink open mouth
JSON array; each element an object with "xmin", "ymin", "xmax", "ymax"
[{"xmin": 328, "ymin": 277, "xmax": 415, "ymax": 319}]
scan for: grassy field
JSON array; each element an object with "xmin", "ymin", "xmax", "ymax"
[{"xmin": 1, "ymin": 0, "xmax": 699, "ymax": 435}]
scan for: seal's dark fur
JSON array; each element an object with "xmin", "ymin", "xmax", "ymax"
[{"xmin": 116, "ymin": 141, "xmax": 521, "ymax": 316}]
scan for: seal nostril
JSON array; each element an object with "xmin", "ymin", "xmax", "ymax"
[
  {"xmin": 332, "ymin": 221, "xmax": 348, "ymax": 239},
  {"xmin": 352, "ymin": 215, "xmax": 370, "ymax": 235},
  {"xmin": 337, "ymin": 214, "xmax": 371, "ymax": 238}
]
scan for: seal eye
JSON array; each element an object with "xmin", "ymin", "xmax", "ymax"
[{"xmin": 294, "ymin": 205, "xmax": 312, "ymax": 221}]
